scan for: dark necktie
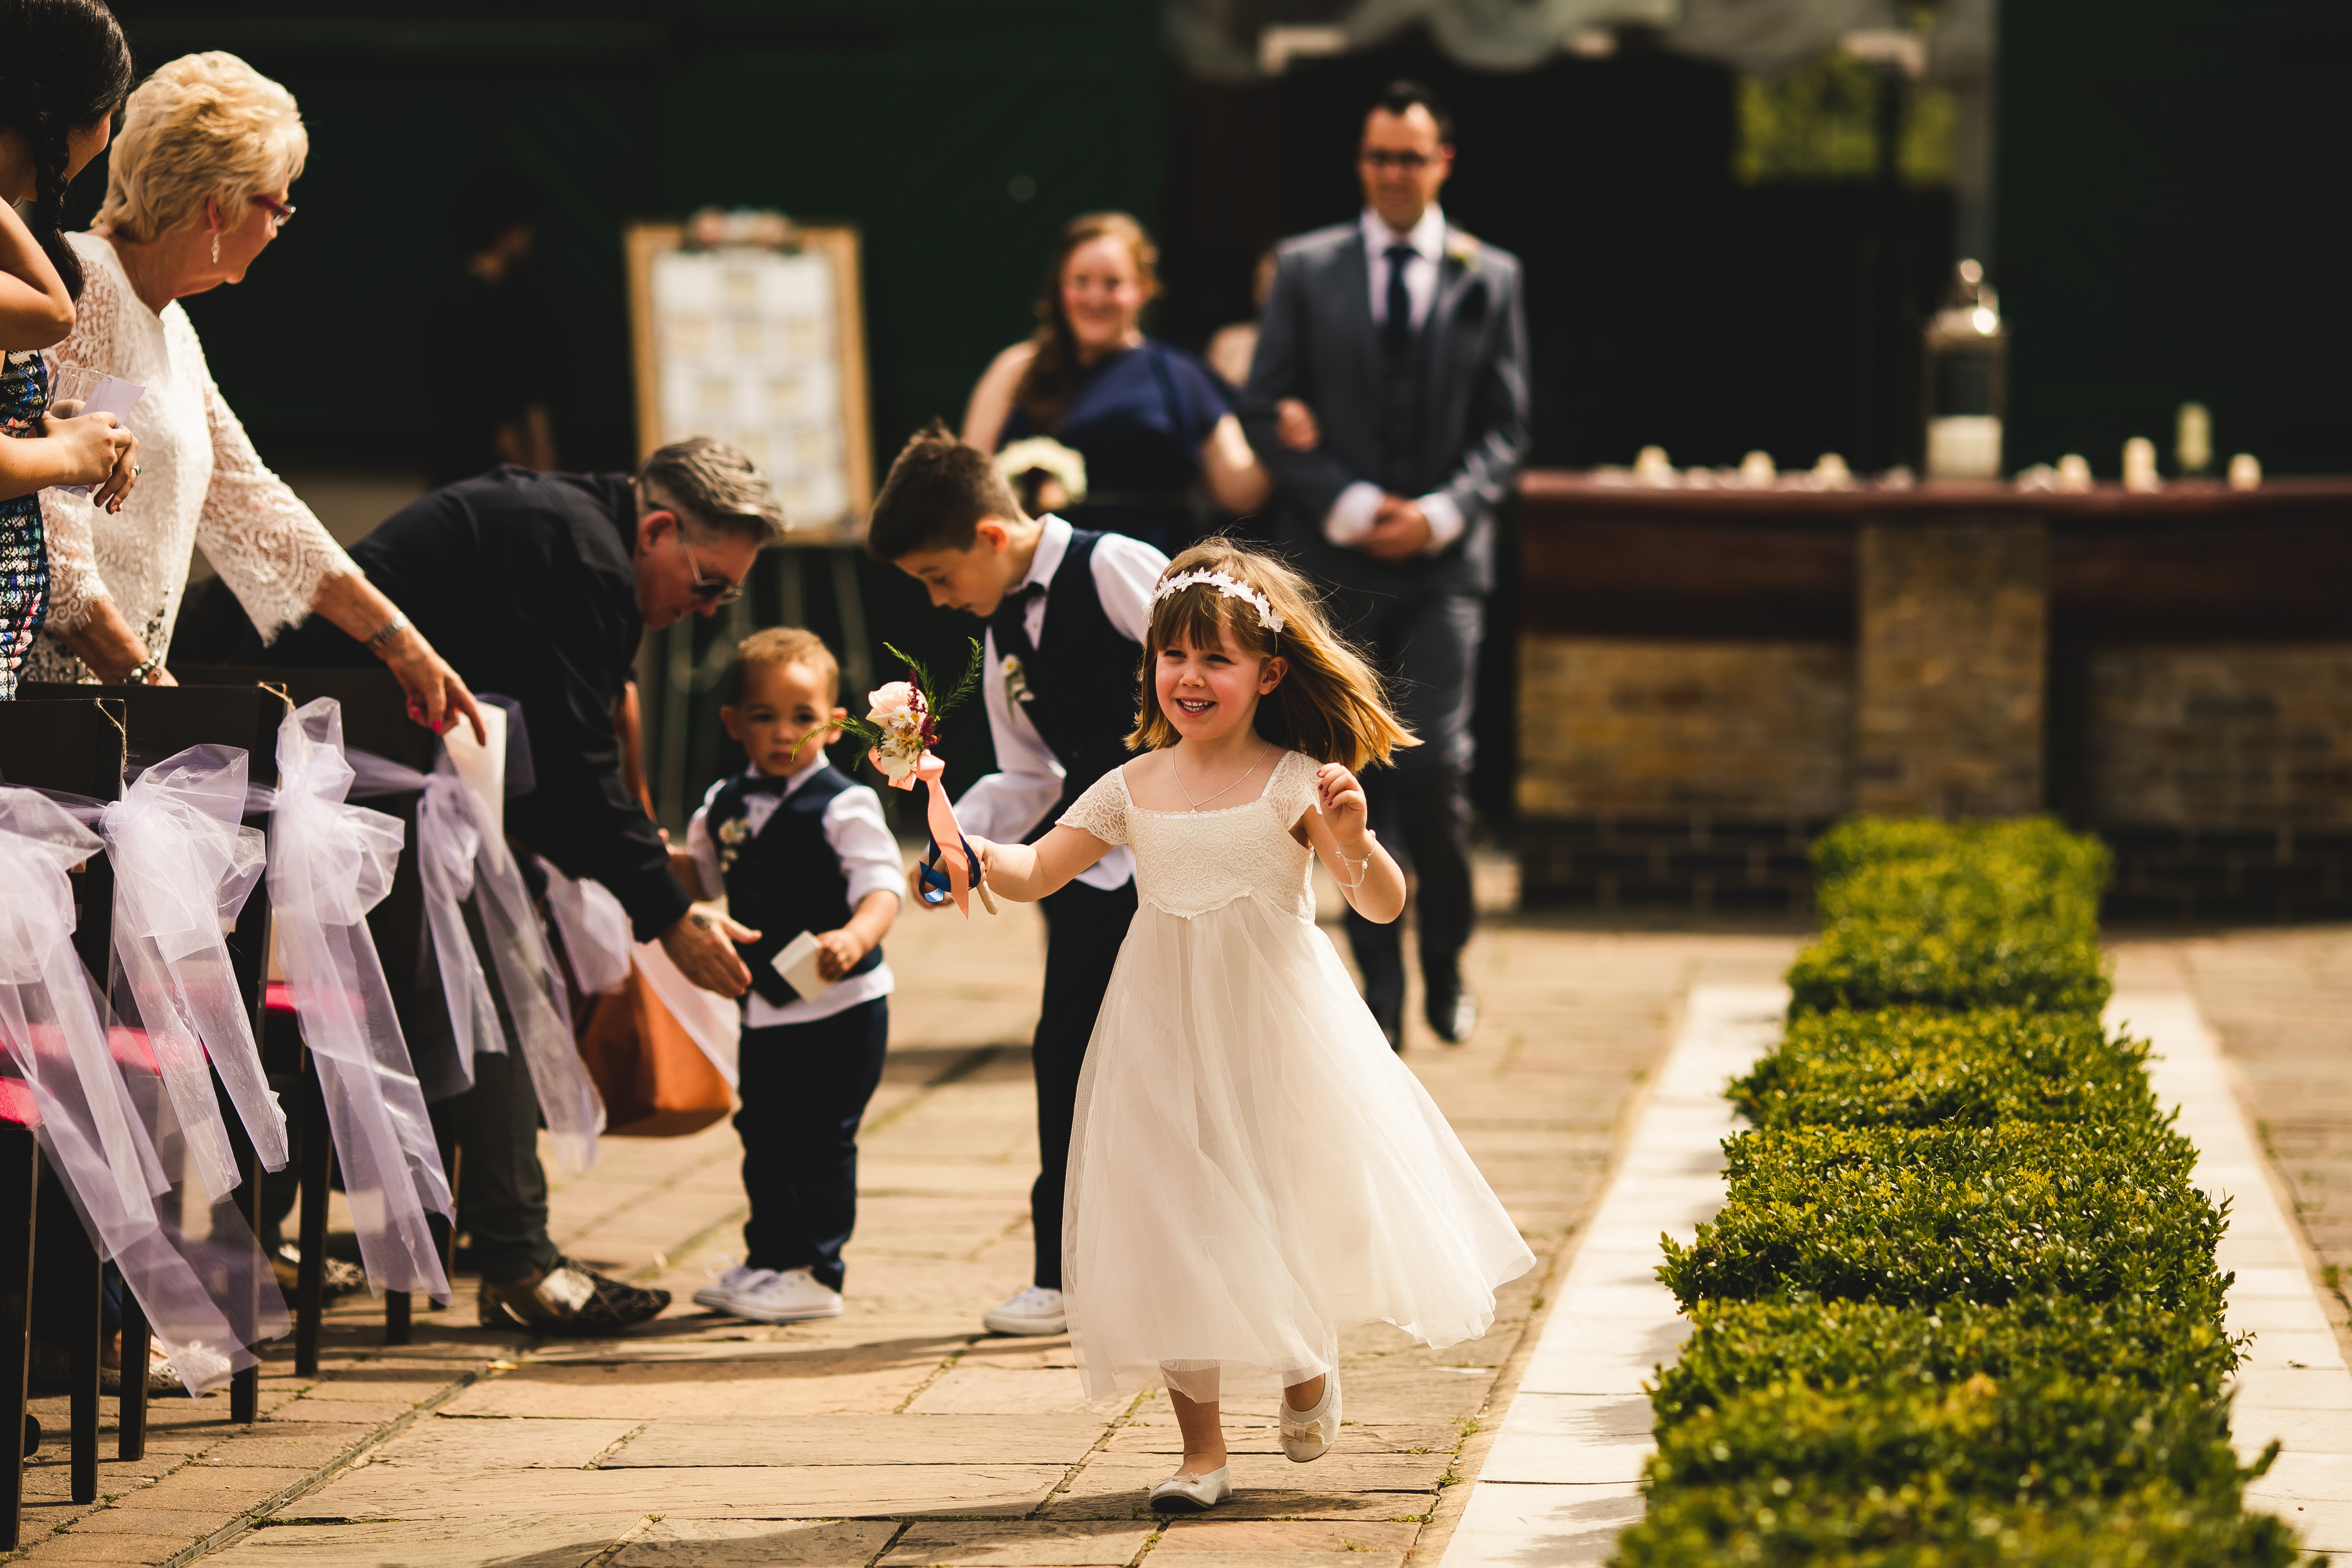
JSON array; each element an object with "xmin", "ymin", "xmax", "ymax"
[
  {"xmin": 1383, "ymin": 243, "xmax": 1416, "ymax": 357},
  {"xmin": 996, "ymin": 579, "xmax": 1048, "ymax": 660}
]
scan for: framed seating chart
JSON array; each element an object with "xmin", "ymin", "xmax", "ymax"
[{"xmin": 624, "ymin": 213, "xmax": 873, "ymax": 545}]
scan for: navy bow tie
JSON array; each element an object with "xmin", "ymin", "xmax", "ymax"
[{"xmin": 739, "ymin": 770, "xmax": 801, "ymax": 797}]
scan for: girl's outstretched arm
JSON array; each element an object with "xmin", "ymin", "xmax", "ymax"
[
  {"xmin": 1301, "ymin": 763, "xmax": 1406, "ymax": 923},
  {"xmin": 0, "ymin": 203, "xmax": 73, "ymax": 350},
  {"xmin": 971, "ymin": 824, "xmax": 1112, "ymax": 903}
]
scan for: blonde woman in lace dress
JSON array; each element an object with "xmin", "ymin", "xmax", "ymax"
[
  {"xmin": 33, "ymin": 52, "xmax": 480, "ymax": 738},
  {"xmin": 971, "ymin": 540, "xmax": 1531, "ymax": 1513}
]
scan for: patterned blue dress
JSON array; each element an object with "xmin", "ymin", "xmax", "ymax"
[{"xmin": 0, "ymin": 350, "xmax": 48, "ymax": 700}]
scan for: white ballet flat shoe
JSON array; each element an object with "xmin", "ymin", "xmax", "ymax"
[
  {"xmin": 1149, "ymin": 1465, "xmax": 1232, "ymax": 1512},
  {"xmin": 1280, "ymin": 1369, "xmax": 1341, "ymax": 1463}
]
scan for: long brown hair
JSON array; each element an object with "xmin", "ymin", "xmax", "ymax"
[
  {"xmin": 1013, "ymin": 212, "xmax": 1158, "ymax": 434},
  {"xmin": 1128, "ymin": 540, "xmax": 1418, "ymax": 773}
]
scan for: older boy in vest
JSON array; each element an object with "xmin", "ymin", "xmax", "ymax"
[
  {"xmin": 673, "ymin": 628, "xmax": 901, "ymax": 1323},
  {"xmin": 870, "ymin": 423, "xmax": 1168, "ymax": 1336}
]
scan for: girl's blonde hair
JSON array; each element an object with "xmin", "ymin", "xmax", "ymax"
[
  {"xmin": 1128, "ymin": 540, "xmax": 1418, "ymax": 772},
  {"xmin": 94, "ymin": 52, "xmax": 308, "ymax": 243}
]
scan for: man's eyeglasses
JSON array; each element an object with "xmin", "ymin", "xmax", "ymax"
[
  {"xmin": 680, "ymin": 533, "xmax": 746, "ymax": 606},
  {"xmin": 249, "ymin": 193, "xmax": 296, "ymax": 231},
  {"xmin": 1360, "ymin": 149, "xmax": 1435, "ymax": 172}
]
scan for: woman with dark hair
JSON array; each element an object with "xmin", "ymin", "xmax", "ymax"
[
  {"xmin": 0, "ymin": 0, "xmax": 139, "ymax": 698},
  {"xmin": 962, "ymin": 212, "xmax": 1269, "ymax": 556}
]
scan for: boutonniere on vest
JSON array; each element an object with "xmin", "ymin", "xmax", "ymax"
[
  {"xmin": 1445, "ymin": 231, "xmax": 1479, "ymax": 267},
  {"xmin": 1003, "ymin": 653, "xmax": 1033, "ymax": 706},
  {"xmin": 715, "ymin": 813, "xmax": 755, "ymax": 875},
  {"xmin": 796, "ymin": 638, "xmax": 995, "ymax": 916}
]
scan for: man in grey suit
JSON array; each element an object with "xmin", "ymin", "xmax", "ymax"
[{"xmin": 1239, "ymin": 79, "xmax": 1530, "ymax": 1050}]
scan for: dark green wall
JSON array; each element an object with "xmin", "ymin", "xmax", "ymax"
[
  {"xmin": 99, "ymin": 1, "xmax": 1162, "ymax": 473},
  {"xmin": 1999, "ymin": 1, "xmax": 2352, "ymax": 475}
]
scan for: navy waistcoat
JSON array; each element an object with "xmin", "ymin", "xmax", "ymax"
[{"xmin": 706, "ymin": 765, "xmax": 883, "ymax": 1009}]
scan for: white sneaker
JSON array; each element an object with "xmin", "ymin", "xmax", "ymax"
[
  {"xmin": 691, "ymin": 1257, "xmax": 777, "ymax": 1316},
  {"xmin": 1280, "ymin": 1368, "xmax": 1341, "ymax": 1462},
  {"xmin": 730, "ymin": 1267, "xmax": 843, "ymax": 1323},
  {"xmin": 1148, "ymin": 1465, "xmax": 1232, "ymax": 1512},
  {"xmin": 983, "ymin": 1285, "xmax": 1067, "ymax": 1335}
]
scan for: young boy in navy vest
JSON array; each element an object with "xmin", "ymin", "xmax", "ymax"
[
  {"xmin": 671, "ymin": 627, "xmax": 901, "ymax": 1324},
  {"xmin": 868, "ymin": 422, "xmax": 1168, "ymax": 1336}
]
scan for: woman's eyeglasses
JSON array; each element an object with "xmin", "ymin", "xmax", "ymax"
[{"xmin": 249, "ymin": 194, "xmax": 296, "ymax": 231}]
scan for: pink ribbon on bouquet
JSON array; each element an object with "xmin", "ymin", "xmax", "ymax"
[{"xmin": 881, "ymin": 750, "xmax": 994, "ymax": 917}]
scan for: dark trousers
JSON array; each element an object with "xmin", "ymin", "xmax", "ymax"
[
  {"xmin": 1031, "ymin": 878, "xmax": 1136, "ymax": 1291},
  {"xmin": 736, "ymin": 998, "xmax": 889, "ymax": 1292},
  {"xmin": 435, "ymin": 1047, "xmax": 557, "ymax": 1286},
  {"xmin": 1327, "ymin": 586, "xmax": 1483, "ymax": 1035}
]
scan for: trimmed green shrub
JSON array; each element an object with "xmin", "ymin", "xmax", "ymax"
[
  {"xmin": 1616, "ymin": 1476, "xmax": 2300, "ymax": 1567},
  {"xmin": 1786, "ymin": 818, "xmax": 2112, "ymax": 1017},
  {"xmin": 1644, "ymin": 1375, "xmax": 2256, "ymax": 1507},
  {"xmin": 1658, "ymin": 1122, "xmax": 2230, "ymax": 1315},
  {"xmin": 1733, "ymin": 1009, "xmax": 2158, "ymax": 1130},
  {"xmin": 1652, "ymin": 1298, "xmax": 2244, "ymax": 1427}
]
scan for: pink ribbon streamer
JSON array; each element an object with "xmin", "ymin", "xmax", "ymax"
[{"xmin": 881, "ymin": 749, "xmax": 982, "ymax": 917}]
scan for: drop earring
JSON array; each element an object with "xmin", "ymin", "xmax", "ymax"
[{"xmin": 211, "ymin": 232, "xmax": 220, "ymax": 264}]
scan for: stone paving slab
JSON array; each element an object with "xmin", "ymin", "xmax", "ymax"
[{"xmin": 1436, "ymin": 983, "xmax": 1778, "ymax": 1568}]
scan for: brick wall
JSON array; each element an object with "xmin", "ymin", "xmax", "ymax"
[
  {"xmin": 2089, "ymin": 646, "xmax": 2352, "ymax": 827},
  {"xmin": 1516, "ymin": 638, "xmax": 1853, "ymax": 818}
]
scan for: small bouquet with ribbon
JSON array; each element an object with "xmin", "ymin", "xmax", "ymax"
[{"xmin": 799, "ymin": 639, "xmax": 995, "ymax": 915}]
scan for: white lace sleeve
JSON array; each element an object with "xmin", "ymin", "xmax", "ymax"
[
  {"xmin": 1057, "ymin": 765, "xmax": 1130, "ymax": 846},
  {"xmin": 35, "ymin": 282, "xmax": 119, "ymax": 634},
  {"xmin": 1272, "ymin": 751, "xmax": 1321, "ymax": 831},
  {"xmin": 183, "ymin": 314, "xmax": 356, "ymax": 643}
]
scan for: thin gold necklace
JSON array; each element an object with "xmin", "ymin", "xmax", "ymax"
[{"xmin": 1173, "ymin": 741, "xmax": 1271, "ymax": 812}]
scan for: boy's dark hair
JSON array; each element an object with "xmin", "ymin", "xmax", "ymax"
[
  {"xmin": 866, "ymin": 420, "xmax": 1023, "ymax": 560},
  {"xmin": 1371, "ymin": 79, "xmax": 1454, "ymax": 144},
  {"xmin": 725, "ymin": 626, "xmax": 839, "ymax": 708}
]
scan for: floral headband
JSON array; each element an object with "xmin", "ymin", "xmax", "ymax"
[{"xmin": 1150, "ymin": 568, "xmax": 1285, "ymax": 635}]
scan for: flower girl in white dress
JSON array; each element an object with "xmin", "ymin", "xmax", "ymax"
[{"xmin": 971, "ymin": 541, "xmax": 1533, "ymax": 1512}]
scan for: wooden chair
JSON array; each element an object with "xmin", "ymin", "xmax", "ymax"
[
  {"xmin": 0, "ymin": 697, "xmax": 126, "ymax": 1528},
  {"xmin": 24, "ymin": 681, "xmax": 293, "ymax": 1436}
]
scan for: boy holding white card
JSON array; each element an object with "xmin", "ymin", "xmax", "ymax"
[{"xmin": 671, "ymin": 627, "xmax": 900, "ymax": 1323}]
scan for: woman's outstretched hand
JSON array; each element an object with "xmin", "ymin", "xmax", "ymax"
[{"xmin": 385, "ymin": 631, "xmax": 489, "ymax": 745}]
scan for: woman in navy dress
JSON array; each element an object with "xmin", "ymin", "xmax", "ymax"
[{"xmin": 963, "ymin": 213, "xmax": 1270, "ymax": 556}]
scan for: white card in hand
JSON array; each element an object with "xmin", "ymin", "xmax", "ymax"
[
  {"xmin": 771, "ymin": 930, "xmax": 834, "ymax": 1004},
  {"xmin": 58, "ymin": 375, "xmax": 145, "ymax": 497}
]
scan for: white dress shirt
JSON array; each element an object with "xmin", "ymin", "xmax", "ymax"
[
  {"xmin": 1322, "ymin": 205, "xmax": 1468, "ymax": 558},
  {"xmin": 958, "ymin": 514, "xmax": 1168, "ymax": 892},
  {"xmin": 685, "ymin": 753, "xmax": 903, "ymax": 1027}
]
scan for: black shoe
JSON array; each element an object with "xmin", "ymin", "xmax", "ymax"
[
  {"xmin": 1367, "ymin": 992, "xmax": 1404, "ymax": 1052},
  {"xmin": 1426, "ymin": 990, "xmax": 1478, "ymax": 1045},
  {"xmin": 479, "ymin": 1256, "xmax": 671, "ymax": 1335}
]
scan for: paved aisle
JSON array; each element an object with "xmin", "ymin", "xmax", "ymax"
[{"xmin": 18, "ymin": 903, "xmax": 1785, "ymax": 1568}]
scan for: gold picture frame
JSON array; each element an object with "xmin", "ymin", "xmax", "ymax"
[{"xmin": 624, "ymin": 218, "xmax": 874, "ymax": 546}]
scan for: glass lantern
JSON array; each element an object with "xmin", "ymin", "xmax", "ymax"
[{"xmin": 1922, "ymin": 259, "xmax": 2009, "ymax": 479}]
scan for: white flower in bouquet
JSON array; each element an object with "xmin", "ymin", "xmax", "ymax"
[{"xmin": 793, "ymin": 640, "xmax": 983, "ymax": 788}]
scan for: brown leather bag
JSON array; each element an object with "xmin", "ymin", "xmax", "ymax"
[{"xmin": 569, "ymin": 681, "xmax": 734, "ymax": 1136}]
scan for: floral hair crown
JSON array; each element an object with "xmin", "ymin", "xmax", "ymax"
[{"xmin": 1151, "ymin": 568, "xmax": 1285, "ymax": 635}]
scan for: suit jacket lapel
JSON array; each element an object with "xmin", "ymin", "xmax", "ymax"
[
  {"xmin": 1337, "ymin": 229, "xmax": 1377, "ymax": 393},
  {"xmin": 1421, "ymin": 231, "xmax": 1477, "ymax": 448}
]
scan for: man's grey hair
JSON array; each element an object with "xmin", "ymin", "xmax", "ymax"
[{"xmin": 636, "ymin": 437, "xmax": 790, "ymax": 546}]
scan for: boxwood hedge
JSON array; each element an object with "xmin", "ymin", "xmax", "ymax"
[
  {"xmin": 1732, "ymin": 1009, "xmax": 2157, "ymax": 1131},
  {"xmin": 1612, "ymin": 817, "xmax": 2298, "ymax": 1567}
]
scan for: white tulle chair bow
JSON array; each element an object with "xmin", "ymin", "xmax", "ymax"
[
  {"xmin": 0, "ymin": 787, "xmax": 275, "ymax": 1393},
  {"xmin": 267, "ymin": 698, "xmax": 453, "ymax": 1302},
  {"xmin": 95, "ymin": 745, "xmax": 285, "ymax": 1202},
  {"xmin": 343, "ymin": 748, "xmax": 605, "ymax": 1174}
]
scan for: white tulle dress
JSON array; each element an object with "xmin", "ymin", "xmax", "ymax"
[{"xmin": 1057, "ymin": 750, "xmax": 1534, "ymax": 1402}]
